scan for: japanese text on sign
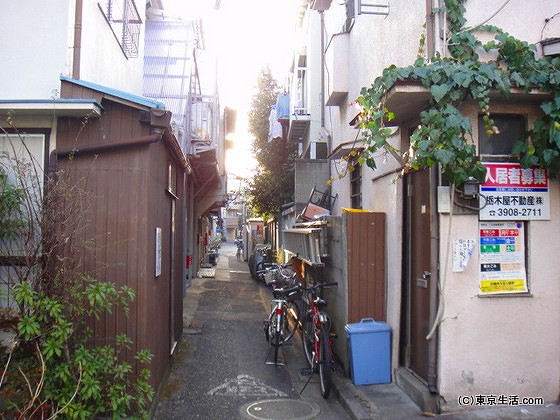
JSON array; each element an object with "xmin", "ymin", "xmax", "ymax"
[
  {"xmin": 479, "ymin": 162, "xmax": 549, "ymax": 220},
  {"xmin": 453, "ymin": 239, "xmax": 476, "ymax": 272},
  {"xmin": 479, "ymin": 221, "xmax": 527, "ymax": 294}
]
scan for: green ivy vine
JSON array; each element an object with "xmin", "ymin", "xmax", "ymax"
[{"xmin": 356, "ymin": 0, "xmax": 560, "ymax": 185}]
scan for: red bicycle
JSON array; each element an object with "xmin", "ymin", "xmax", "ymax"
[{"xmin": 300, "ymin": 281, "xmax": 338, "ymax": 398}]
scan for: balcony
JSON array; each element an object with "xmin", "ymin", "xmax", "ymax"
[
  {"xmin": 288, "ymin": 108, "xmax": 311, "ymax": 142},
  {"xmin": 184, "ymin": 68, "xmax": 226, "ymax": 212},
  {"xmin": 187, "ymin": 94, "xmax": 217, "ymax": 157},
  {"xmin": 287, "ymin": 59, "xmax": 311, "ymax": 143}
]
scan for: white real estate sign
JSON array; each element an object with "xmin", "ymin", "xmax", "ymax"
[{"xmin": 479, "ymin": 162, "xmax": 550, "ymax": 220}]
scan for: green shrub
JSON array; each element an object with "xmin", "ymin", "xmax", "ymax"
[{"xmin": 1, "ymin": 278, "xmax": 153, "ymax": 419}]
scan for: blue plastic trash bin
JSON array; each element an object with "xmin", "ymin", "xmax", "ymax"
[{"xmin": 345, "ymin": 318, "xmax": 391, "ymax": 385}]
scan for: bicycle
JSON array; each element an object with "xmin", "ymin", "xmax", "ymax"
[
  {"xmin": 300, "ymin": 281, "xmax": 338, "ymax": 398},
  {"xmin": 236, "ymin": 242, "xmax": 243, "ymax": 260},
  {"xmin": 263, "ymin": 267, "xmax": 302, "ymax": 365},
  {"xmin": 250, "ymin": 244, "xmax": 271, "ymax": 281}
]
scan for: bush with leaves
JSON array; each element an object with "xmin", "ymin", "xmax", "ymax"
[
  {"xmin": 1, "ymin": 278, "xmax": 154, "ymax": 419},
  {"xmin": 356, "ymin": 0, "xmax": 560, "ymax": 185}
]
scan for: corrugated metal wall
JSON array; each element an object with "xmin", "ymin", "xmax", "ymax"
[{"xmin": 143, "ymin": 20, "xmax": 193, "ymax": 127}]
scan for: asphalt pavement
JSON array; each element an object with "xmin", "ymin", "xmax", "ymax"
[
  {"xmin": 152, "ymin": 241, "xmax": 350, "ymax": 419},
  {"xmin": 152, "ymin": 242, "xmax": 560, "ymax": 419}
]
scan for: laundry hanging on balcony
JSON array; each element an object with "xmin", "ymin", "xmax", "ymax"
[
  {"xmin": 268, "ymin": 105, "xmax": 283, "ymax": 141},
  {"xmin": 275, "ymin": 94, "xmax": 290, "ymax": 121}
]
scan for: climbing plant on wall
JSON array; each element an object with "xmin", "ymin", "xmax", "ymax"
[{"xmin": 355, "ymin": 0, "xmax": 560, "ymax": 185}]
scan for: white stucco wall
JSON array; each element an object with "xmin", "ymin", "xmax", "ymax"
[
  {"xmin": 438, "ymin": 183, "xmax": 560, "ymax": 407},
  {"xmin": 79, "ymin": 0, "xmax": 145, "ymax": 94},
  {"xmin": 325, "ymin": 0, "xmax": 425, "ymax": 378},
  {"xmin": 362, "ymin": 161, "xmax": 404, "ymax": 370},
  {"xmin": 436, "ymin": 1, "xmax": 560, "ymax": 406},
  {"xmin": 0, "ymin": 0, "xmax": 73, "ymax": 99},
  {"xmin": 463, "ymin": 0, "xmax": 559, "ymax": 49},
  {"xmin": 0, "ymin": 0, "xmax": 145, "ymax": 100},
  {"xmin": 320, "ymin": 0, "xmax": 560, "ymax": 409},
  {"xmin": 346, "ymin": 1, "xmax": 425, "ymax": 103}
]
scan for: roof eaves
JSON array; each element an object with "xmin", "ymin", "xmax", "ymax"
[
  {"xmin": 0, "ymin": 99, "xmax": 103, "ymax": 118},
  {"xmin": 60, "ymin": 76, "xmax": 167, "ymax": 110}
]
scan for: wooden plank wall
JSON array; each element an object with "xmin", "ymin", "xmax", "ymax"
[
  {"xmin": 347, "ymin": 212, "xmax": 386, "ymax": 323},
  {"xmin": 56, "ymin": 92, "xmax": 184, "ymax": 389}
]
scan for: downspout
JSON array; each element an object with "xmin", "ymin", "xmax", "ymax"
[
  {"xmin": 426, "ymin": 0, "xmax": 443, "ymax": 397},
  {"xmin": 182, "ymin": 171, "xmax": 187, "ymax": 294},
  {"xmin": 73, "ymin": 0, "xmax": 83, "ymax": 79},
  {"xmin": 427, "ymin": 167, "xmax": 440, "ymax": 395},
  {"xmin": 186, "ymin": 177, "xmax": 195, "ymax": 287},
  {"xmin": 320, "ymin": 10, "xmax": 325, "ymax": 130},
  {"xmin": 425, "ymin": 0, "xmax": 435, "ymax": 59}
]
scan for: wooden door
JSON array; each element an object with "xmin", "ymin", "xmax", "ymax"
[{"xmin": 403, "ymin": 169, "xmax": 434, "ymax": 381}]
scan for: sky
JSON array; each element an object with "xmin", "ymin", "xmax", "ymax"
[{"xmin": 163, "ymin": 0, "xmax": 300, "ymax": 179}]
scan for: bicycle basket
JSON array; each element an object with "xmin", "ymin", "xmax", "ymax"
[{"xmin": 264, "ymin": 269, "xmax": 278, "ymax": 286}]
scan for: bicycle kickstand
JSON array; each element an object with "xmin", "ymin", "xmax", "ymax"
[
  {"xmin": 299, "ymin": 367, "xmax": 315, "ymax": 394},
  {"xmin": 264, "ymin": 343, "xmax": 288, "ymax": 366}
]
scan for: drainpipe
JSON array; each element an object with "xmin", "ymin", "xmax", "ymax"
[
  {"xmin": 320, "ymin": 10, "xmax": 325, "ymax": 130},
  {"xmin": 186, "ymin": 177, "xmax": 195, "ymax": 287},
  {"xmin": 428, "ymin": 167, "xmax": 439, "ymax": 394},
  {"xmin": 73, "ymin": 0, "xmax": 83, "ymax": 79},
  {"xmin": 425, "ymin": 0, "xmax": 444, "ymax": 397},
  {"xmin": 182, "ymin": 171, "xmax": 188, "ymax": 294},
  {"xmin": 425, "ymin": 0, "xmax": 435, "ymax": 58}
]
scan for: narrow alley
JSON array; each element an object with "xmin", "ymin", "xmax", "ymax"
[{"xmin": 153, "ymin": 241, "xmax": 351, "ymax": 419}]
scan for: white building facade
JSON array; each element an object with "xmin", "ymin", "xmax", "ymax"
[{"xmin": 285, "ymin": 0, "xmax": 560, "ymax": 413}]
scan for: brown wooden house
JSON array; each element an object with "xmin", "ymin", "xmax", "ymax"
[{"xmin": 50, "ymin": 76, "xmax": 189, "ymax": 390}]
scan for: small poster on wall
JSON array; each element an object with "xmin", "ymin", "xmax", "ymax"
[
  {"xmin": 479, "ymin": 221, "xmax": 527, "ymax": 294},
  {"xmin": 452, "ymin": 239, "xmax": 476, "ymax": 272}
]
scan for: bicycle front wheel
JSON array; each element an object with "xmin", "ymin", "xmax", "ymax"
[
  {"xmin": 302, "ymin": 317, "xmax": 315, "ymax": 369},
  {"xmin": 318, "ymin": 326, "xmax": 332, "ymax": 399}
]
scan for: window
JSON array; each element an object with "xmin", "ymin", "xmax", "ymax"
[
  {"xmin": 99, "ymin": 0, "xmax": 142, "ymax": 58},
  {"xmin": 478, "ymin": 114, "xmax": 525, "ymax": 160},
  {"xmin": 350, "ymin": 160, "xmax": 362, "ymax": 209},
  {"xmin": 356, "ymin": 0, "xmax": 389, "ymax": 16}
]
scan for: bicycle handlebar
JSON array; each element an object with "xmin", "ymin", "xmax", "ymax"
[
  {"xmin": 272, "ymin": 283, "xmax": 302, "ymax": 298},
  {"xmin": 257, "ymin": 263, "xmax": 296, "ymax": 279},
  {"xmin": 306, "ymin": 282, "xmax": 338, "ymax": 290}
]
